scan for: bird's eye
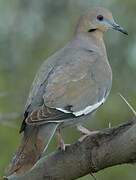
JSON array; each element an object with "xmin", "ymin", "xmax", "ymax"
[{"xmin": 97, "ymin": 15, "xmax": 104, "ymax": 21}]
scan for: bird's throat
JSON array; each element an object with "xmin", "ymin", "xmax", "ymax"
[{"xmin": 88, "ymin": 29, "xmax": 104, "ymax": 40}]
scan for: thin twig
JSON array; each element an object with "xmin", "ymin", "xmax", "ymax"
[{"xmin": 118, "ymin": 93, "xmax": 136, "ymax": 116}]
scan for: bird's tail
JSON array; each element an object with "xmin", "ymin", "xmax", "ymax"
[{"xmin": 6, "ymin": 123, "xmax": 59, "ymax": 176}]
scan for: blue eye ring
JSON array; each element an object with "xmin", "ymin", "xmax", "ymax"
[{"xmin": 97, "ymin": 15, "xmax": 104, "ymax": 21}]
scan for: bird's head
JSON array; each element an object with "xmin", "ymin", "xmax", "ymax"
[{"xmin": 76, "ymin": 7, "xmax": 128, "ymax": 35}]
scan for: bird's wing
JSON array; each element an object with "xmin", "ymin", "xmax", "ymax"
[
  {"xmin": 24, "ymin": 48, "xmax": 111, "ymax": 126},
  {"xmin": 43, "ymin": 52, "xmax": 111, "ymax": 115},
  {"xmin": 24, "ymin": 47, "xmax": 66, "ymax": 114}
]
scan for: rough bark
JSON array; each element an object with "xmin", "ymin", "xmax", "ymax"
[{"xmin": 5, "ymin": 119, "xmax": 136, "ymax": 180}]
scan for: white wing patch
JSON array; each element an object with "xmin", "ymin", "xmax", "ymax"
[
  {"xmin": 56, "ymin": 97, "xmax": 106, "ymax": 117},
  {"xmin": 56, "ymin": 108, "xmax": 70, "ymax": 114}
]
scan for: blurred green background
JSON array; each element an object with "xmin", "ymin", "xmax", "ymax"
[{"xmin": 0, "ymin": 0, "xmax": 136, "ymax": 179}]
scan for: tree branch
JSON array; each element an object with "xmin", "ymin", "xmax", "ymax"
[{"xmin": 5, "ymin": 119, "xmax": 136, "ymax": 180}]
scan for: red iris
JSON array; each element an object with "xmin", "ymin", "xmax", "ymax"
[{"xmin": 97, "ymin": 15, "xmax": 104, "ymax": 21}]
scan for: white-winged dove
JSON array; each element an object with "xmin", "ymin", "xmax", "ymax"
[{"xmin": 7, "ymin": 7, "xmax": 127, "ymax": 175}]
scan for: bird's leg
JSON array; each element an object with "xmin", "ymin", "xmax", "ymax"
[
  {"xmin": 56, "ymin": 128, "xmax": 66, "ymax": 151},
  {"xmin": 77, "ymin": 124, "xmax": 99, "ymax": 135}
]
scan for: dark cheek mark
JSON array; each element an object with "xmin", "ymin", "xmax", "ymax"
[{"xmin": 88, "ymin": 28, "xmax": 97, "ymax": 33}]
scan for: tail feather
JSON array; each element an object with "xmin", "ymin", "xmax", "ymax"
[{"xmin": 6, "ymin": 123, "xmax": 59, "ymax": 175}]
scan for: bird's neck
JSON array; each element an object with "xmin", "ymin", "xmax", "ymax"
[
  {"xmin": 88, "ymin": 29, "xmax": 104, "ymax": 41},
  {"xmin": 74, "ymin": 31, "xmax": 106, "ymax": 54},
  {"xmin": 90, "ymin": 30, "xmax": 106, "ymax": 53}
]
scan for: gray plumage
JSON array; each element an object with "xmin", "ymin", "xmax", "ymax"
[
  {"xmin": 23, "ymin": 33, "xmax": 112, "ymax": 127},
  {"xmin": 7, "ymin": 7, "xmax": 127, "ymax": 175}
]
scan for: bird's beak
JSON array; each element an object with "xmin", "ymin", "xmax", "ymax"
[{"xmin": 111, "ymin": 22, "xmax": 128, "ymax": 35}]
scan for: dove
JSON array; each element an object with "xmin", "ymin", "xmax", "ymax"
[{"xmin": 7, "ymin": 7, "xmax": 127, "ymax": 175}]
